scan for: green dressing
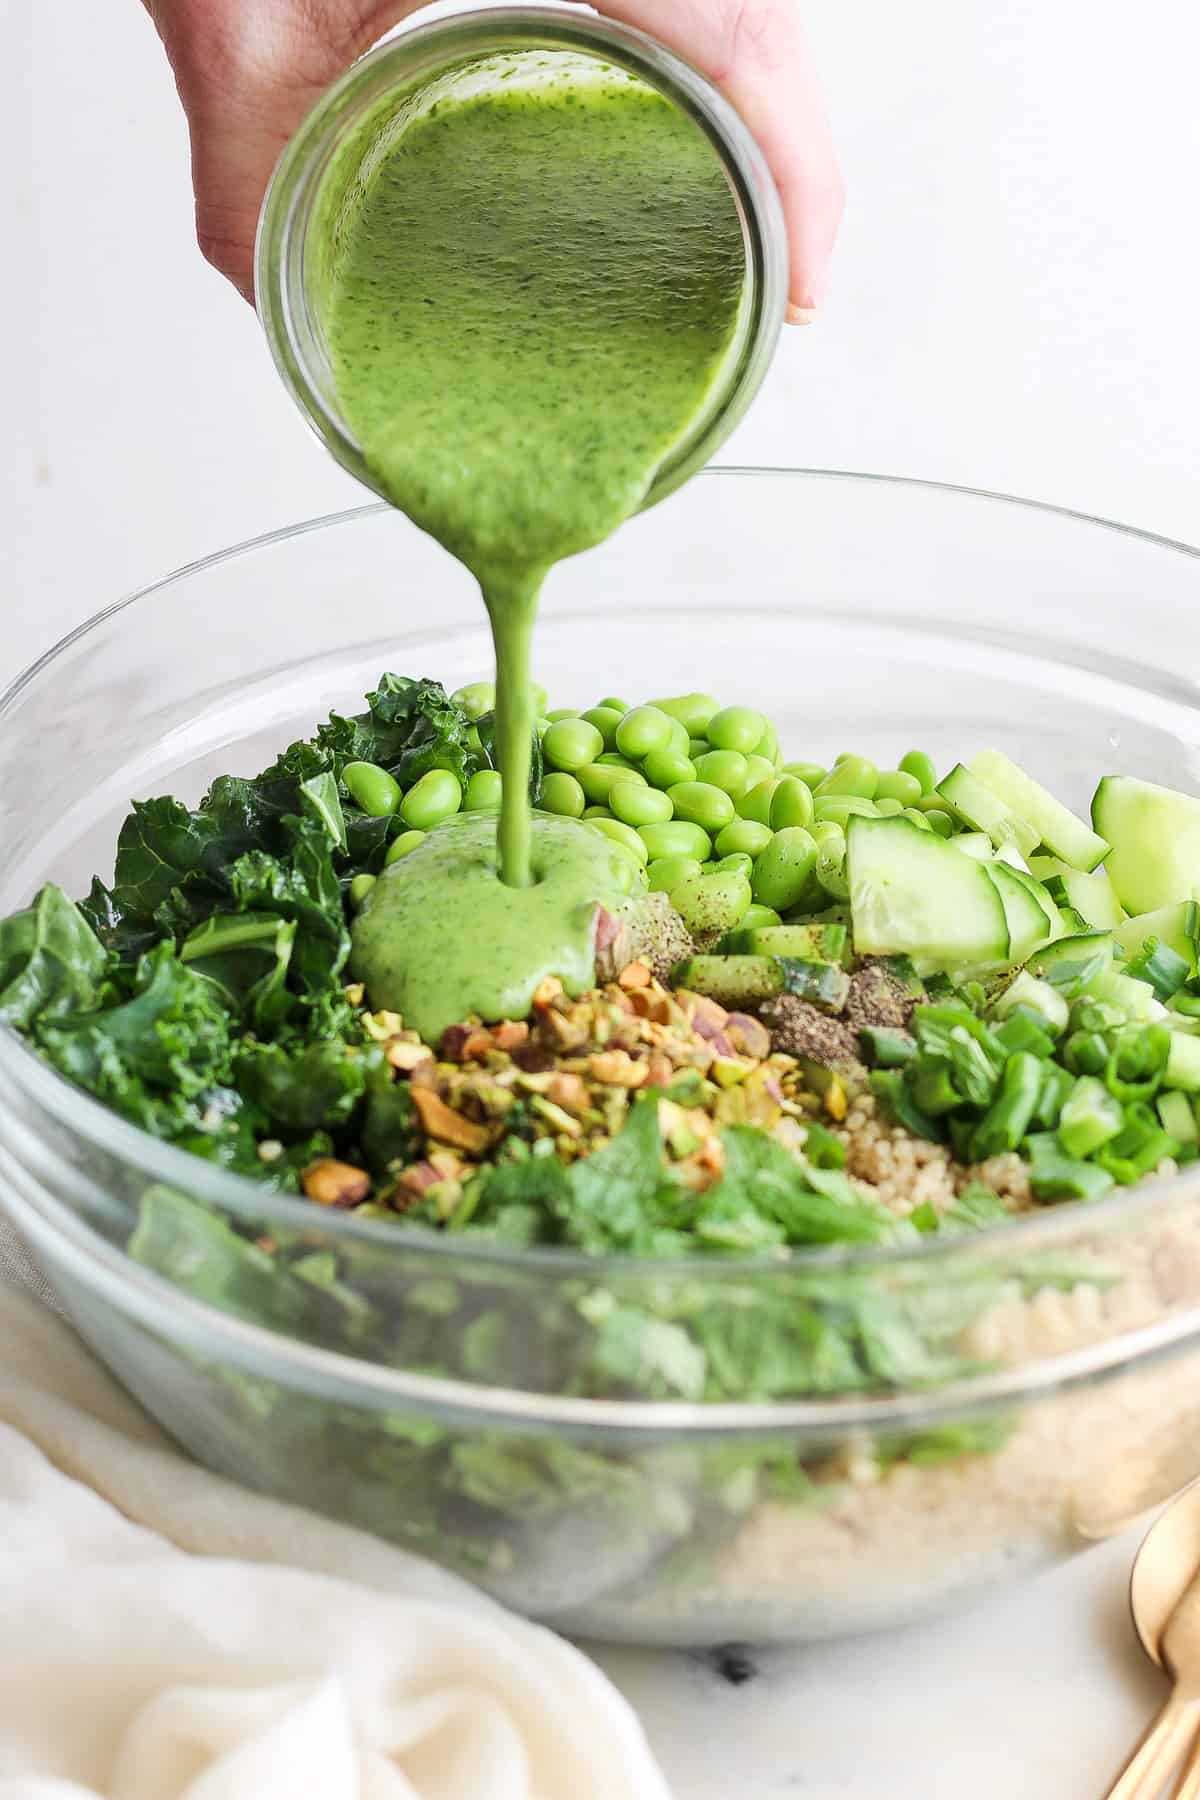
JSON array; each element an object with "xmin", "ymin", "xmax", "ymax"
[{"xmin": 327, "ymin": 53, "xmax": 745, "ymax": 1027}]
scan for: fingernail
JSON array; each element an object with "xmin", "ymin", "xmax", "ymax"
[{"xmin": 786, "ymin": 304, "xmax": 818, "ymax": 326}]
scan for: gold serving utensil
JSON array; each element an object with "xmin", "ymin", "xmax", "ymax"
[{"xmin": 1105, "ymin": 1479, "xmax": 1200, "ymax": 1797}]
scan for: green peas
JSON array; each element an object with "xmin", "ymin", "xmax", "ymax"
[
  {"xmin": 654, "ymin": 693, "xmax": 720, "ymax": 735},
  {"xmin": 615, "ymin": 705, "xmax": 674, "ymax": 760},
  {"xmin": 688, "ymin": 738, "xmax": 710, "ymax": 761},
  {"xmin": 814, "ymin": 795, "xmax": 878, "ymax": 827},
  {"xmin": 816, "ymin": 755, "xmax": 878, "ymax": 800},
  {"xmin": 577, "ymin": 762, "xmax": 646, "ymax": 804},
  {"xmin": 741, "ymin": 903, "xmax": 782, "ymax": 931},
  {"xmin": 384, "ymin": 829, "xmax": 426, "ymax": 865},
  {"xmin": 586, "ymin": 815, "xmax": 649, "ymax": 865},
  {"xmin": 752, "ymin": 827, "xmax": 818, "ymax": 913},
  {"xmin": 642, "ymin": 748, "xmax": 696, "ymax": 790},
  {"xmin": 400, "ymin": 769, "xmax": 462, "ymax": 830},
  {"xmin": 714, "ymin": 852, "xmax": 754, "ymax": 879},
  {"xmin": 671, "ymin": 869, "xmax": 752, "ymax": 937},
  {"xmin": 450, "ymin": 681, "xmax": 495, "ymax": 720},
  {"xmin": 610, "ymin": 781, "xmax": 674, "ymax": 827},
  {"xmin": 737, "ymin": 778, "xmax": 780, "ymax": 826},
  {"xmin": 899, "ymin": 749, "xmax": 938, "ymax": 794},
  {"xmin": 924, "ymin": 809, "xmax": 956, "ymax": 838},
  {"xmin": 694, "ymin": 749, "xmax": 749, "ymax": 798},
  {"xmin": 349, "ymin": 872, "xmax": 377, "ymax": 908},
  {"xmin": 769, "ymin": 776, "xmax": 815, "ymax": 832},
  {"xmin": 707, "ymin": 706, "xmax": 765, "ymax": 755},
  {"xmin": 464, "ymin": 769, "xmax": 503, "ymax": 812},
  {"xmin": 343, "ymin": 760, "xmax": 401, "ymax": 818},
  {"xmin": 597, "ymin": 695, "xmax": 631, "ymax": 714},
  {"xmin": 781, "ymin": 761, "xmax": 826, "ymax": 788},
  {"xmin": 874, "ymin": 797, "xmax": 904, "ymax": 817},
  {"xmin": 638, "ymin": 820, "xmax": 712, "ymax": 862},
  {"xmin": 875, "ymin": 769, "xmax": 924, "ymax": 807},
  {"xmin": 647, "ymin": 854, "xmax": 703, "ymax": 894},
  {"xmin": 540, "ymin": 772, "xmax": 586, "ymax": 818},
  {"xmin": 742, "ymin": 753, "xmax": 776, "ymax": 790},
  {"xmin": 582, "ymin": 706, "xmax": 623, "ymax": 748},
  {"xmin": 668, "ymin": 781, "xmax": 735, "ymax": 833},
  {"xmin": 543, "ymin": 717, "xmax": 605, "ymax": 772},
  {"xmin": 715, "ymin": 818, "xmax": 773, "ymax": 859}
]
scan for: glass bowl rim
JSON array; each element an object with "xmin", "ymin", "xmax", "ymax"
[{"xmin": 5, "ymin": 466, "xmax": 1200, "ymax": 1301}]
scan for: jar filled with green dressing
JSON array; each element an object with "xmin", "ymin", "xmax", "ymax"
[{"xmin": 255, "ymin": 4, "xmax": 787, "ymax": 515}]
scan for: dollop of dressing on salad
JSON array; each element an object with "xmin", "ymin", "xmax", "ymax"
[
  {"xmin": 352, "ymin": 812, "xmax": 632, "ymax": 1042},
  {"xmin": 322, "ymin": 53, "xmax": 745, "ymax": 1016}
]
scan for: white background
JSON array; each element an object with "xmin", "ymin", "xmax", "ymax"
[
  {"xmin": 9, "ymin": 5, "xmax": 1200, "ymax": 1791},
  {"xmin": 12, "ymin": 0, "xmax": 1200, "ymax": 679}
]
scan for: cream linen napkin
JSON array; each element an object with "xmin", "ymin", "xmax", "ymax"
[{"xmin": 0, "ymin": 1242, "xmax": 670, "ymax": 1800}]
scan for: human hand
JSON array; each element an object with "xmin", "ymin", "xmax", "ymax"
[{"xmin": 144, "ymin": 0, "xmax": 844, "ymax": 314}]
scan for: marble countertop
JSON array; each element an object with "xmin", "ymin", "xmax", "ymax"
[{"xmin": 592, "ymin": 1528, "xmax": 1165, "ymax": 1797}]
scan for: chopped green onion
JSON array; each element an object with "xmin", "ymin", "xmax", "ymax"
[
  {"xmin": 857, "ymin": 1026, "xmax": 917, "ymax": 1068},
  {"xmin": 1124, "ymin": 936, "xmax": 1192, "ymax": 1001},
  {"xmin": 1166, "ymin": 1031, "xmax": 1200, "ymax": 1093},
  {"xmin": 1104, "ymin": 1026, "xmax": 1170, "ymax": 1103},
  {"xmin": 993, "ymin": 1010, "xmax": 1057, "ymax": 1060},
  {"xmin": 1157, "ymin": 1089, "xmax": 1199, "ymax": 1145},
  {"xmin": 1057, "ymin": 1075, "xmax": 1123, "ymax": 1158},
  {"xmin": 969, "ymin": 1053, "xmax": 1044, "ymax": 1160},
  {"xmin": 911, "ymin": 1062, "xmax": 962, "ymax": 1116},
  {"xmin": 1025, "ymin": 1133, "xmax": 1116, "ymax": 1202},
  {"xmin": 1064, "ymin": 1030, "xmax": 1109, "ymax": 1077},
  {"xmin": 870, "ymin": 1069, "xmax": 944, "ymax": 1142},
  {"xmin": 1032, "ymin": 1062, "xmax": 1076, "ymax": 1130}
]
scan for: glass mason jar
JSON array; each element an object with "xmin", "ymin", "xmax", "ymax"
[{"xmin": 255, "ymin": 4, "xmax": 788, "ymax": 510}]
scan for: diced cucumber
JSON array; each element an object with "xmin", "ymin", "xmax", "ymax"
[
  {"xmin": 983, "ymin": 862, "xmax": 1054, "ymax": 963},
  {"xmin": 1092, "ymin": 775, "xmax": 1200, "ymax": 913},
  {"xmin": 721, "ymin": 922, "xmax": 848, "ymax": 962},
  {"xmin": 989, "ymin": 970, "xmax": 1070, "ymax": 1034},
  {"xmin": 671, "ymin": 955, "xmax": 783, "ymax": 1006},
  {"xmin": 846, "ymin": 816, "xmax": 1010, "ymax": 968},
  {"xmin": 954, "ymin": 832, "xmax": 996, "ymax": 862},
  {"xmin": 970, "ymin": 749, "xmax": 1110, "ymax": 870},
  {"xmin": 1159, "ymin": 1088, "xmax": 1199, "ymax": 1140},
  {"xmin": 1112, "ymin": 901, "xmax": 1200, "ymax": 972},
  {"xmin": 1026, "ymin": 930, "xmax": 1114, "ymax": 991},
  {"xmin": 778, "ymin": 958, "xmax": 851, "ymax": 1014},
  {"xmin": 1031, "ymin": 856, "xmax": 1125, "ymax": 930},
  {"xmin": 936, "ymin": 764, "xmax": 1039, "ymax": 858},
  {"xmin": 1166, "ymin": 1033, "xmax": 1200, "ymax": 1094},
  {"xmin": 1087, "ymin": 967, "xmax": 1168, "ymax": 1024}
]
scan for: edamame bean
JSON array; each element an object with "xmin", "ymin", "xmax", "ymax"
[
  {"xmin": 450, "ymin": 681, "xmax": 494, "ymax": 720},
  {"xmin": 874, "ymin": 769, "xmax": 923, "ymax": 807},
  {"xmin": 741, "ymin": 903, "xmax": 782, "ymax": 931},
  {"xmin": 715, "ymin": 818, "xmax": 773, "ymax": 858},
  {"xmin": 343, "ymin": 760, "xmax": 401, "ymax": 818},
  {"xmin": 899, "ymin": 749, "xmax": 938, "ymax": 794},
  {"xmin": 810, "ymin": 821, "xmax": 845, "ymax": 856},
  {"xmin": 737, "ymin": 778, "xmax": 780, "ymax": 826},
  {"xmin": 647, "ymin": 854, "xmax": 703, "ymax": 894},
  {"xmin": 384, "ymin": 829, "xmax": 426, "ymax": 865},
  {"xmin": 638, "ymin": 820, "xmax": 712, "ymax": 862},
  {"xmin": 586, "ymin": 815, "xmax": 649, "ymax": 865},
  {"xmin": 694, "ymin": 749, "xmax": 750, "ymax": 798},
  {"xmin": 596, "ymin": 751, "xmax": 643, "ymax": 773},
  {"xmin": 535, "ymin": 718, "xmax": 551, "ymax": 738},
  {"xmin": 577, "ymin": 762, "xmax": 646, "ymax": 804},
  {"xmin": 742, "ymin": 754, "xmax": 776, "ymax": 790},
  {"xmin": 581, "ymin": 805, "xmax": 612, "ymax": 819},
  {"xmin": 464, "ymin": 769, "xmax": 503, "ymax": 811},
  {"xmin": 714, "ymin": 851, "xmax": 754, "ymax": 879},
  {"xmin": 902, "ymin": 807, "xmax": 935, "ymax": 832},
  {"xmin": 781, "ymin": 761, "xmax": 826, "ymax": 788},
  {"xmin": 543, "ymin": 717, "xmax": 605, "ymax": 772},
  {"xmin": 668, "ymin": 780, "xmax": 735, "ymax": 833},
  {"xmin": 753, "ymin": 720, "xmax": 780, "ymax": 766},
  {"xmin": 816, "ymin": 844, "xmax": 850, "ymax": 899},
  {"xmin": 400, "ymin": 769, "xmax": 462, "ymax": 830},
  {"xmin": 874, "ymin": 797, "xmax": 904, "ymax": 817},
  {"xmin": 915, "ymin": 791, "xmax": 950, "ymax": 813},
  {"xmin": 597, "ymin": 695, "xmax": 631, "ymax": 714},
  {"xmin": 654, "ymin": 693, "xmax": 720, "ymax": 735},
  {"xmin": 664, "ymin": 713, "xmax": 692, "ymax": 756},
  {"xmin": 544, "ymin": 707, "xmax": 578, "ymax": 724},
  {"xmin": 752, "ymin": 827, "xmax": 818, "ymax": 912},
  {"xmin": 610, "ymin": 781, "xmax": 673, "ymax": 827},
  {"xmin": 540, "ymin": 772, "xmax": 586, "ymax": 818},
  {"xmin": 582, "ymin": 706, "xmax": 623, "ymax": 748},
  {"xmin": 816, "ymin": 755, "xmax": 878, "ymax": 800},
  {"xmin": 707, "ymin": 706, "xmax": 766, "ymax": 755},
  {"xmin": 615, "ymin": 705, "xmax": 674, "ymax": 759},
  {"xmin": 671, "ymin": 869, "xmax": 753, "ymax": 937},
  {"xmin": 924, "ymin": 809, "xmax": 956, "ymax": 838},
  {"xmin": 814, "ymin": 795, "xmax": 878, "ymax": 827},
  {"xmin": 688, "ymin": 738, "xmax": 710, "ymax": 761},
  {"xmin": 642, "ymin": 748, "xmax": 696, "ymax": 790},
  {"xmin": 770, "ymin": 776, "xmax": 815, "ymax": 832},
  {"xmin": 530, "ymin": 683, "xmax": 549, "ymax": 716},
  {"xmin": 349, "ymin": 873, "xmax": 377, "ymax": 908}
]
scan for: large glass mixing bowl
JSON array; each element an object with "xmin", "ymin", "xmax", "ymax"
[{"xmin": 4, "ymin": 469, "xmax": 1200, "ymax": 1646}]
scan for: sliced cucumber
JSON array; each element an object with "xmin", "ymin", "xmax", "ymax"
[
  {"xmin": 846, "ymin": 816, "xmax": 1009, "ymax": 968},
  {"xmin": 936, "ymin": 764, "xmax": 1039, "ymax": 858},
  {"xmin": 721, "ymin": 922, "xmax": 848, "ymax": 962},
  {"xmin": 1113, "ymin": 901, "xmax": 1200, "ymax": 971},
  {"xmin": 1093, "ymin": 775, "xmax": 1200, "ymax": 914},
  {"xmin": 778, "ymin": 958, "xmax": 851, "ymax": 1013},
  {"xmin": 1002, "ymin": 866, "xmax": 1064, "ymax": 941},
  {"xmin": 1030, "ymin": 855, "xmax": 1125, "ymax": 930},
  {"xmin": 671, "ymin": 955, "xmax": 783, "ymax": 1006},
  {"xmin": 1026, "ymin": 930, "xmax": 1114, "ymax": 990},
  {"xmin": 970, "ymin": 749, "xmax": 1110, "ymax": 870},
  {"xmin": 988, "ymin": 970, "xmax": 1070, "ymax": 1034},
  {"xmin": 983, "ymin": 862, "xmax": 1053, "ymax": 963},
  {"xmin": 953, "ymin": 833, "xmax": 995, "ymax": 862}
]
